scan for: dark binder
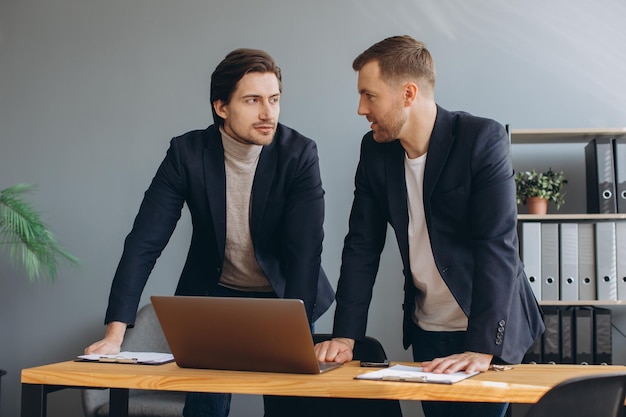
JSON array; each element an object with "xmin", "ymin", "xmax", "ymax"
[
  {"xmin": 541, "ymin": 306, "xmax": 560, "ymax": 364},
  {"xmin": 574, "ymin": 306, "xmax": 594, "ymax": 365},
  {"xmin": 614, "ymin": 137, "xmax": 626, "ymax": 213},
  {"xmin": 594, "ymin": 307, "xmax": 612, "ymax": 365},
  {"xmin": 559, "ymin": 307, "xmax": 574, "ymax": 364},
  {"xmin": 585, "ymin": 137, "xmax": 617, "ymax": 213}
]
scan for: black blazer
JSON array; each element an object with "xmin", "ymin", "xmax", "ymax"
[
  {"xmin": 105, "ymin": 124, "xmax": 335, "ymax": 325},
  {"xmin": 332, "ymin": 106, "xmax": 544, "ymax": 364}
]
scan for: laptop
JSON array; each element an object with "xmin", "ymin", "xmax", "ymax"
[{"xmin": 150, "ymin": 295, "xmax": 343, "ymax": 374}]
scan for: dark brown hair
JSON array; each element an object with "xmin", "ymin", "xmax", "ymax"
[
  {"xmin": 352, "ymin": 35, "xmax": 435, "ymax": 91},
  {"xmin": 210, "ymin": 48, "xmax": 282, "ymax": 127}
]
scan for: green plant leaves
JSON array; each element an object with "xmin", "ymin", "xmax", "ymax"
[
  {"xmin": 514, "ymin": 169, "xmax": 568, "ymax": 210},
  {"xmin": 0, "ymin": 184, "xmax": 79, "ymax": 281}
]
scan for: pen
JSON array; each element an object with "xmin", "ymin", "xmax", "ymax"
[
  {"xmin": 381, "ymin": 375, "xmax": 429, "ymax": 383},
  {"xmin": 98, "ymin": 356, "xmax": 138, "ymax": 364}
]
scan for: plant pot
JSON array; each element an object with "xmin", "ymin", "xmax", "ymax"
[{"xmin": 526, "ymin": 197, "xmax": 548, "ymax": 215}]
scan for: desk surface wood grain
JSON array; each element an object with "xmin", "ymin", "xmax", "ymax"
[{"xmin": 21, "ymin": 361, "xmax": 626, "ymax": 404}]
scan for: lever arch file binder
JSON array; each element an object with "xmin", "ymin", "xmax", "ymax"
[
  {"xmin": 596, "ymin": 221, "xmax": 617, "ymax": 301},
  {"xmin": 617, "ymin": 222, "xmax": 626, "ymax": 300},
  {"xmin": 585, "ymin": 137, "xmax": 617, "ymax": 213},
  {"xmin": 578, "ymin": 223, "xmax": 597, "ymax": 301},
  {"xmin": 559, "ymin": 223, "xmax": 579, "ymax": 301},
  {"xmin": 541, "ymin": 307, "xmax": 560, "ymax": 364},
  {"xmin": 594, "ymin": 307, "xmax": 612, "ymax": 365},
  {"xmin": 614, "ymin": 137, "xmax": 626, "ymax": 213},
  {"xmin": 541, "ymin": 223, "xmax": 559, "ymax": 301},
  {"xmin": 560, "ymin": 307, "xmax": 575, "ymax": 364},
  {"xmin": 521, "ymin": 222, "xmax": 542, "ymax": 300},
  {"xmin": 574, "ymin": 306, "xmax": 594, "ymax": 365}
]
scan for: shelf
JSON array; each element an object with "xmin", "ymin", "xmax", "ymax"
[
  {"xmin": 518, "ymin": 214, "xmax": 626, "ymax": 221},
  {"xmin": 510, "ymin": 127, "xmax": 626, "ymax": 144},
  {"xmin": 539, "ymin": 300, "xmax": 626, "ymax": 306}
]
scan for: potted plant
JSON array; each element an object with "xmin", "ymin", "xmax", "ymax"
[
  {"xmin": 0, "ymin": 183, "xmax": 79, "ymax": 410},
  {"xmin": 515, "ymin": 168, "xmax": 568, "ymax": 214},
  {"xmin": 1, "ymin": 184, "xmax": 79, "ymax": 280}
]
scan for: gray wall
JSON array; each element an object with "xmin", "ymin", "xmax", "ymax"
[{"xmin": 2, "ymin": 1, "xmax": 626, "ymax": 416}]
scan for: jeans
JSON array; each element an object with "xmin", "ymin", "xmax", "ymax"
[
  {"xmin": 182, "ymin": 285, "xmax": 277, "ymax": 417},
  {"xmin": 410, "ymin": 322, "xmax": 509, "ymax": 417}
]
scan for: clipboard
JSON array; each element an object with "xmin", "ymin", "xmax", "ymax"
[
  {"xmin": 76, "ymin": 351, "xmax": 174, "ymax": 365},
  {"xmin": 355, "ymin": 364, "xmax": 479, "ymax": 384}
]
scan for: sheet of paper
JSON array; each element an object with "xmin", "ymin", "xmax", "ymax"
[
  {"xmin": 356, "ymin": 364, "xmax": 479, "ymax": 384},
  {"xmin": 77, "ymin": 351, "xmax": 174, "ymax": 365}
]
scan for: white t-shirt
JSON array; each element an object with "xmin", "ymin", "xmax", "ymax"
[{"xmin": 404, "ymin": 152, "xmax": 467, "ymax": 332}]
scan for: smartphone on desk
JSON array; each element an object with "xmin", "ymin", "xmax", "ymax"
[{"xmin": 360, "ymin": 359, "xmax": 390, "ymax": 367}]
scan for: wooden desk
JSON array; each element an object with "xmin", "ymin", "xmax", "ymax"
[{"xmin": 21, "ymin": 360, "xmax": 626, "ymax": 417}]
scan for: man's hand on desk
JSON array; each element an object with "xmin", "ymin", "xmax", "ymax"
[
  {"xmin": 84, "ymin": 321, "xmax": 126, "ymax": 355},
  {"xmin": 314, "ymin": 337, "xmax": 355, "ymax": 363},
  {"xmin": 421, "ymin": 351, "xmax": 493, "ymax": 374}
]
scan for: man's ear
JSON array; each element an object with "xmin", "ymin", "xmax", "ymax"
[
  {"xmin": 403, "ymin": 82, "xmax": 418, "ymax": 106},
  {"xmin": 213, "ymin": 100, "xmax": 228, "ymax": 120}
]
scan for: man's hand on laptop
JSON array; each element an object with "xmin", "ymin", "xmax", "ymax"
[
  {"xmin": 84, "ymin": 321, "xmax": 126, "ymax": 355},
  {"xmin": 314, "ymin": 337, "xmax": 355, "ymax": 363}
]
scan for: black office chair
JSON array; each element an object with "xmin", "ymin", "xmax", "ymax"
[
  {"xmin": 523, "ymin": 372, "xmax": 626, "ymax": 417},
  {"xmin": 264, "ymin": 333, "xmax": 403, "ymax": 417}
]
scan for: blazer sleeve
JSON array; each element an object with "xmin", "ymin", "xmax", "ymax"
[
  {"xmin": 278, "ymin": 139, "xmax": 329, "ymax": 321},
  {"xmin": 461, "ymin": 119, "xmax": 522, "ymax": 356},
  {"xmin": 332, "ymin": 136, "xmax": 389, "ymax": 341},
  {"xmin": 104, "ymin": 137, "xmax": 187, "ymax": 326}
]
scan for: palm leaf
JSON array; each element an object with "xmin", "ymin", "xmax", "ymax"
[{"xmin": 0, "ymin": 184, "xmax": 79, "ymax": 281}]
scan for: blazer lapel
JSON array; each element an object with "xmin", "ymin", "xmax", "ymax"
[
  {"xmin": 423, "ymin": 106, "xmax": 455, "ymax": 204},
  {"xmin": 203, "ymin": 129, "xmax": 227, "ymax": 259},
  {"xmin": 249, "ymin": 141, "xmax": 277, "ymax": 241},
  {"xmin": 386, "ymin": 141, "xmax": 410, "ymax": 266}
]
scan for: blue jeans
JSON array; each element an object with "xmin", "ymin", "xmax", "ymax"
[
  {"xmin": 182, "ymin": 285, "xmax": 277, "ymax": 417},
  {"xmin": 410, "ymin": 322, "xmax": 509, "ymax": 417}
]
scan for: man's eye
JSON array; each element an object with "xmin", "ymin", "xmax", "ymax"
[{"xmin": 270, "ymin": 97, "xmax": 280, "ymax": 104}]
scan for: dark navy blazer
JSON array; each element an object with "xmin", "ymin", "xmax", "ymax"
[
  {"xmin": 105, "ymin": 123, "xmax": 335, "ymax": 326},
  {"xmin": 332, "ymin": 106, "xmax": 544, "ymax": 364}
]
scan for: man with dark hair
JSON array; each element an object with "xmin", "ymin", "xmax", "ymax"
[
  {"xmin": 86, "ymin": 48, "xmax": 334, "ymax": 417},
  {"xmin": 314, "ymin": 35, "xmax": 544, "ymax": 417}
]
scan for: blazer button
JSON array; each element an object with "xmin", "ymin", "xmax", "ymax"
[{"xmin": 498, "ymin": 320, "xmax": 506, "ymax": 327}]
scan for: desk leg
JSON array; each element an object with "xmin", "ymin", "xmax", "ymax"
[
  {"xmin": 109, "ymin": 388, "xmax": 129, "ymax": 417},
  {"xmin": 21, "ymin": 384, "xmax": 47, "ymax": 417}
]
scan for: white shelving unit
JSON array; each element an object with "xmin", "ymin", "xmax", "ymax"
[{"xmin": 511, "ymin": 127, "xmax": 626, "ymax": 366}]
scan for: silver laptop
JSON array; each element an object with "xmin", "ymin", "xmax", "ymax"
[{"xmin": 150, "ymin": 295, "xmax": 342, "ymax": 374}]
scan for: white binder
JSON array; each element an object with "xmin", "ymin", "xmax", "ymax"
[
  {"xmin": 541, "ymin": 223, "xmax": 559, "ymax": 301},
  {"xmin": 596, "ymin": 222, "xmax": 617, "ymax": 301},
  {"xmin": 521, "ymin": 222, "xmax": 542, "ymax": 300},
  {"xmin": 559, "ymin": 223, "xmax": 579, "ymax": 301},
  {"xmin": 616, "ymin": 222, "xmax": 626, "ymax": 300},
  {"xmin": 577, "ymin": 223, "xmax": 596, "ymax": 301},
  {"xmin": 613, "ymin": 138, "xmax": 626, "ymax": 213}
]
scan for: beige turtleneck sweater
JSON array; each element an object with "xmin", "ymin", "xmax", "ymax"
[{"xmin": 218, "ymin": 128, "xmax": 273, "ymax": 292}]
